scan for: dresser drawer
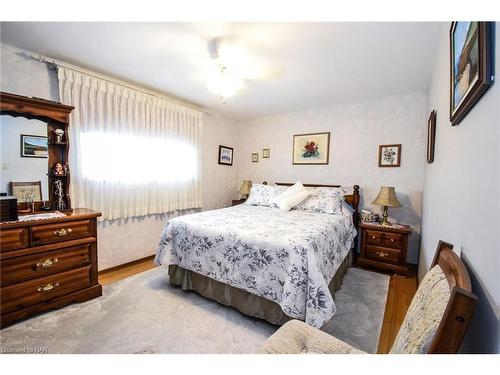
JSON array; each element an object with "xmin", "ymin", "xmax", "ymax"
[
  {"xmin": 383, "ymin": 232, "xmax": 404, "ymax": 249},
  {"xmin": 365, "ymin": 245, "xmax": 401, "ymax": 265},
  {"xmin": 365, "ymin": 230, "xmax": 383, "ymax": 246},
  {"xmin": 1, "ymin": 243, "xmax": 92, "ymax": 286},
  {"xmin": 0, "ymin": 228, "xmax": 28, "ymax": 252},
  {"xmin": 31, "ymin": 220, "xmax": 92, "ymax": 246},
  {"xmin": 0, "ymin": 266, "xmax": 92, "ymax": 314}
]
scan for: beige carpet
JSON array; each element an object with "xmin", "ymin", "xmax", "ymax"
[{"xmin": 0, "ymin": 267, "xmax": 389, "ymax": 354}]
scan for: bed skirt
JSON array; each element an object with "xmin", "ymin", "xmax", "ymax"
[{"xmin": 167, "ymin": 252, "xmax": 352, "ymax": 326}]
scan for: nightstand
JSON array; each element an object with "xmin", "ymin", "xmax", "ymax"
[
  {"xmin": 231, "ymin": 199, "xmax": 246, "ymax": 206},
  {"xmin": 357, "ymin": 222, "xmax": 411, "ymax": 276}
]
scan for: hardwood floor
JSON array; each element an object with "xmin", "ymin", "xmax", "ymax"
[{"xmin": 98, "ymin": 257, "xmax": 417, "ymax": 353}]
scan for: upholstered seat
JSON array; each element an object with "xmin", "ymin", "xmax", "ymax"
[{"xmin": 258, "ymin": 241, "xmax": 477, "ymax": 354}]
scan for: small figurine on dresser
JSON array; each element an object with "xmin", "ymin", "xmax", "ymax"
[
  {"xmin": 52, "ymin": 162, "xmax": 67, "ymax": 176},
  {"xmin": 53, "ymin": 179, "xmax": 66, "ymax": 210},
  {"xmin": 54, "ymin": 128, "xmax": 65, "ymax": 144}
]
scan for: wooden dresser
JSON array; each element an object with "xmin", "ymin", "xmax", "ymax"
[
  {"xmin": 0, "ymin": 209, "xmax": 102, "ymax": 328},
  {"xmin": 357, "ymin": 222, "xmax": 411, "ymax": 276}
]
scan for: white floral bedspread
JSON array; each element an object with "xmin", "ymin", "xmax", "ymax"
[{"xmin": 155, "ymin": 204, "xmax": 356, "ymax": 327}]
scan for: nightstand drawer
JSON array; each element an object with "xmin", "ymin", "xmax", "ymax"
[
  {"xmin": 365, "ymin": 230, "xmax": 383, "ymax": 246},
  {"xmin": 365, "ymin": 245, "xmax": 401, "ymax": 265},
  {"xmin": 383, "ymin": 232, "xmax": 404, "ymax": 249}
]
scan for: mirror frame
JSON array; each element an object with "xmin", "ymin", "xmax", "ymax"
[{"xmin": 0, "ymin": 91, "xmax": 74, "ymax": 212}]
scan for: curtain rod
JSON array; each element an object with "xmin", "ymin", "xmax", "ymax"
[{"xmin": 29, "ymin": 53, "xmax": 211, "ymax": 115}]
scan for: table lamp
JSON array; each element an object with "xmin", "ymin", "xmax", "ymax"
[
  {"xmin": 372, "ymin": 186, "xmax": 401, "ymax": 226},
  {"xmin": 239, "ymin": 180, "xmax": 252, "ymax": 200}
]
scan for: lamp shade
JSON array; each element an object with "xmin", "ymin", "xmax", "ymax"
[
  {"xmin": 239, "ymin": 180, "xmax": 252, "ymax": 196},
  {"xmin": 372, "ymin": 186, "xmax": 401, "ymax": 207}
]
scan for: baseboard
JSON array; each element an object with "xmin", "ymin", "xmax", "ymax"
[{"xmin": 98, "ymin": 254, "xmax": 155, "ymax": 275}]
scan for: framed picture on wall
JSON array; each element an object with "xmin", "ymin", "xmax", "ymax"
[
  {"xmin": 251, "ymin": 153, "xmax": 259, "ymax": 163},
  {"xmin": 292, "ymin": 132, "xmax": 330, "ymax": 165},
  {"xmin": 262, "ymin": 148, "xmax": 270, "ymax": 158},
  {"xmin": 20, "ymin": 134, "xmax": 48, "ymax": 158},
  {"xmin": 378, "ymin": 144, "xmax": 401, "ymax": 167},
  {"xmin": 218, "ymin": 145, "xmax": 233, "ymax": 166},
  {"xmin": 450, "ymin": 22, "xmax": 493, "ymax": 126},
  {"xmin": 427, "ymin": 110, "xmax": 437, "ymax": 164}
]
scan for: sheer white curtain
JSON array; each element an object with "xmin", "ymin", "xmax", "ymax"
[{"xmin": 58, "ymin": 67, "xmax": 202, "ymax": 220}]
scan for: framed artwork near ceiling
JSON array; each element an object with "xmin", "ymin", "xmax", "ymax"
[
  {"xmin": 218, "ymin": 145, "xmax": 233, "ymax": 166},
  {"xmin": 20, "ymin": 134, "xmax": 48, "ymax": 158},
  {"xmin": 449, "ymin": 22, "xmax": 494, "ymax": 126},
  {"xmin": 427, "ymin": 110, "xmax": 437, "ymax": 164},
  {"xmin": 251, "ymin": 153, "xmax": 259, "ymax": 163},
  {"xmin": 378, "ymin": 144, "xmax": 401, "ymax": 167},
  {"xmin": 262, "ymin": 148, "xmax": 270, "ymax": 158},
  {"xmin": 292, "ymin": 132, "xmax": 330, "ymax": 165}
]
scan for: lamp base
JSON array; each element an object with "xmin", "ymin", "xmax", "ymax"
[{"xmin": 380, "ymin": 206, "xmax": 391, "ymax": 226}]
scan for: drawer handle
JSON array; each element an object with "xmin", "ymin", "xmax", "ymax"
[
  {"xmin": 36, "ymin": 258, "xmax": 59, "ymax": 269},
  {"xmin": 376, "ymin": 251, "xmax": 389, "ymax": 258},
  {"xmin": 37, "ymin": 282, "xmax": 59, "ymax": 293},
  {"xmin": 372, "ymin": 236, "xmax": 377, "ymax": 239},
  {"xmin": 390, "ymin": 238, "xmax": 395, "ymax": 242},
  {"xmin": 54, "ymin": 228, "xmax": 72, "ymax": 236}
]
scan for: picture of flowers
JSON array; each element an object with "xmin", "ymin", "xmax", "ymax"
[
  {"xmin": 378, "ymin": 144, "xmax": 401, "ymax": 167},
  {"xmin": 292, "ymin": 132, "xmax": 330, "ymax": 165}
]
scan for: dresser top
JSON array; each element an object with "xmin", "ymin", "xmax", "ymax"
[
  {"xmin": 0, "ymin": 208, "xmax": 101, "ymax": 229},
  {"xmin": 360, "ymin": 221, "xmax": 411, "ymax": 234}
]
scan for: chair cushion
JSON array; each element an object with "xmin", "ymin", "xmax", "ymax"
[
  {"xmin": 389, "ymin": 265, "xmax": 451, "ymax": 354},
  {"xmin": 257, "ymin": 320, "xmax": 365, "ymax": 354}
]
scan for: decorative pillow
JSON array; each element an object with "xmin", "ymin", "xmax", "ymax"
[
  {"xmin": 271, "ymin": 182, "xmax": 305, "ymax": 206},
  {"xmin": 275, "ymin": 189, "xmax": 312, "ymax": 212},
  {"xmin": 244, "ymin": 184, "xmax": 284, "ymax": 207},
  {"xmin": 294, "ymin": 187, "xmax": 345, "ymax": 214}
]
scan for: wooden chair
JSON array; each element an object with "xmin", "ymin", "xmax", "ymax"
[{"xmin": 258, "ymin": 240, "xmax": 477, "ymax": 354}]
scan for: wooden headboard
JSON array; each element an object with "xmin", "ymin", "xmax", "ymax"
[{"xmin": 262, "ymin": 181, "xmax": 361, "ymax": 234}]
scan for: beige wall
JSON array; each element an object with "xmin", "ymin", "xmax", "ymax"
[
  {"xmin": 0, "ymin": 42, "xmax": 240, "ymax": 270},
  {"xmin": 420, "ymin": 23, "xmax": 499, "ymax": 353},
  {"xmin": 237, "ymin": 92, "xmax": 428, "ymax": 263}
]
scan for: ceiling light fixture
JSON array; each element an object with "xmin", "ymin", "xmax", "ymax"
[{"xmin": 206, "ymin": 65, "xmax": 243, "ymax": 102}]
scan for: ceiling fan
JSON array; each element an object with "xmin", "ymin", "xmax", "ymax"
[{"xmin": 158, "ymin": 35, "xmax": 283, "ymax": 102}]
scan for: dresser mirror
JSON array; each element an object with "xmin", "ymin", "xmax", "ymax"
[
  {"xmin": 0, "ymin": 91, "xmax": 74, "ymax": 214},
  {"xmin": 1, "ymin": 115, "xmax": 50, "ymax": 204}
]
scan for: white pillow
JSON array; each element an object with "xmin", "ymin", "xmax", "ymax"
[
  {"xmin": 294, "ymin": 187, "xmax": 345, "ymax": 214},
  {"xmin": 276, "ymin": 189, "xmax": 312, "ymax": 211},
  {"xmin": 271, "ymin": 182, "xmax": 304, "ymax": 205}
]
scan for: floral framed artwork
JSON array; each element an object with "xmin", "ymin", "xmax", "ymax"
[
  {"xmin": 450, "ymin": 22, "xmax": 493, "ymax": 126},
  {"xmin": 218, "ymin": 145, "xmax": 233, "ymax": 166},
  {"xmin": 292, "ymin": 132, "xmax": 330, "ymax": 165},
  {"xmin": 427, "ymin": 110, "xmax": 437, "ymax": 164},
  {"xmin": 378, "ymin": 144, "xmax": 401, "ymax": 167},
  {"xmin": 251, "ymin": 153, "xmax": 259, "ymax": 163},
  {"xmin": 20, "ymin": 134, "xmax": 48, "ymax": 158},
  {"xmin": 262, "ymin": 148, "xmax": 270, "ymax": 158}
]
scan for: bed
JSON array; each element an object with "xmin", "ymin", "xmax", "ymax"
[{"xmin": 155, "ymin": 183, "xmax": 360, "ymax": 328}]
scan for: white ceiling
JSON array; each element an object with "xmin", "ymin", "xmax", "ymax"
[{"xmin": 0, "ymin": 22, "xmax": 442, "ymax": 120}]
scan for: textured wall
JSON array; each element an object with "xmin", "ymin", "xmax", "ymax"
[
  {"xmin": 0, "ymin": 42, "xmax": 240, "ymax": 270},
  {"xmin": 237, "ymin": 92, "xmax": 428, "ymax": 263},
  {"xmin": 420, "ymin": 23, "xmax": 499, "ymax": 353}
]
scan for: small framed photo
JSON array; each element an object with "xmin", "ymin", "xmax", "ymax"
[
  {"xmin": 262, "ymin": 148, "xmax": 270, "ymax": 158},
  {"xmin": 218, "ymin": 145, "xmax": 233, "ymax": 166},
  {"xmin": 427, "ymin": 110, "xmax": 437, "ymax": 164},
  {"xmin": 251, "ymin": 153, "xmax": 259, "ymax": 163},
  {"xmin": 21, "ymin": 134, "xmax": 48, "ymax": 158},
  {"xmin": 10, "ymin": 181, "xmax": 42, "ymax": 202},
  {"xmin": 378, "ymin": 144, "xmax": 401, "ymax": 167},
  {"xmin": 292, "ymin": 132, "xmax": 330, "ymax": 165}
]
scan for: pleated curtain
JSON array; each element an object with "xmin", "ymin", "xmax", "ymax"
[{"xmin": 58, "ymin": 67, "xmax": 203, "ymax": 220}]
